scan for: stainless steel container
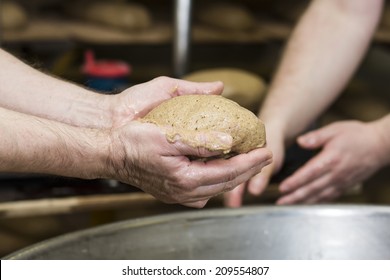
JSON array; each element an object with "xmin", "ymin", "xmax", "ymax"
[{"xmin": 4, "ymin": 205, "xmax": 390, "ymax": 259}]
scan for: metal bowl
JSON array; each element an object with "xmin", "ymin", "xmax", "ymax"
[{"xmin": 4, "ymin": 205, "xmax": 390, "ymax": 259}]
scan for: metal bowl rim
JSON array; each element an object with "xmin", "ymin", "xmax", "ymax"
[{"xmin": 4, "ymin": 204, "xmax": 390, "ymax": 259}]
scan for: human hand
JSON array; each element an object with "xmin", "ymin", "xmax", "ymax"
[
  {"xmin": 223, "ymin": 126, "xmax": 284, "ymax": 208},
  {"xmin": 99, "ymin": 76, "xmax": 272, "ymax": 208},
  {"xmin": 277, "ymin": 121, "xmax": 387, "ymax": 205},
  {"xmin": 108, "ymin": 76, "xmax": 224, "ymax": 127},
  {"xmin": 106, "ymin": 121, "xmax": 272, "ymax": 208}
]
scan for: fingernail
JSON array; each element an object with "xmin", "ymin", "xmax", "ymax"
[
  {"xmin": 215, "ymin": 132, "xmax": 233, "ymax": 146},
  {"xmin": 204, "ymin": 132, "xmax": 232, "ymax": 151},
  {"xmin": 299, "ymin": 135, "xmax": 315, "ymax": 146}
]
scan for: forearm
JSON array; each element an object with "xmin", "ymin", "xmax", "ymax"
[
  {"xmin": 260, "ymin": 0, "xmax": 383, "ymax": 142},
  {"xmin": 0, "ymin": 106, "xmax": 110, "ymax": 178},
  {"xmin": 0, "ymin": 49, "xmax": 113, "ymax": 128}
]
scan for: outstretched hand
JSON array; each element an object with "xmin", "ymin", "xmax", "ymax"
[{"xmin": 277, "ymin": 121, "xmax": 386, "ymax": 204}]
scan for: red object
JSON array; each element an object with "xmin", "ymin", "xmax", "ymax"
[{"xmin": 83, "ymin": 50, "xmax": 131, "ymax": 78}]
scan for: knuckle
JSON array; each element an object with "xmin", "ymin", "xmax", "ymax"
[
  {"xmin": 328, "ymin": 153, "xmax": 341, "ymax": 165},
  {"xmin": 153, "ymin": 76, "xmax": 170, "ymax": 83},
  {"xmin": 176, "ymin": 169, "xmax": 200, "ymax": 190},
  {"xmin": 222, "ymin": 181, "xmax": 238, "ymax": 193},
  {"xmin": 196, "ymin": 146, "xmax": 210, "ymax": 158}
]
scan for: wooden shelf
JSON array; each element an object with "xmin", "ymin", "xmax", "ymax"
[
  {"xmin": 2, "ymin": 19, "xmax": 292, "ymax": 45},
  {"xmin": 2, "ymin": 20, "xmax": 173, "ymax": 45}
]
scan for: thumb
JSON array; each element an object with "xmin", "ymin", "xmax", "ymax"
[
  {"xmin": 298, "ymin": 126, "xmax": 334, "ymax": 149},
  {"xmin": 167, "ymin": 129, "xmax": 233, "ymax": 158},
  {"xmin": 248, "ymin": 163, "xmax": 273, "ymax": 196},
  {"xmin": 173, "ymin": 79, "xmax": 224, "ymax": 96}
]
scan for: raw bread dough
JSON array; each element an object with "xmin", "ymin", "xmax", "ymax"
[
  {"xmin": 1, "ymin": 2, "xmax": 28, "ymax": 30},
  {"xmin": 183, "ymin": 68, "xmax": 266, "ymax": 112},
  {"xmin": 196, "ymin": 2, "xmax": 256, "ymax": 32},
  {"xmin": 70, "ymin": 2, "xmax": 151, "ymax": 31},
  {"xmin": 141, "ymin": 95, "xmax": 266, "ymax": 155}
]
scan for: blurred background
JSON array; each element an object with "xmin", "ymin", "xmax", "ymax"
[{"xmin": 0, "ymin": 0, "xmax": 389, "ymax": 257}]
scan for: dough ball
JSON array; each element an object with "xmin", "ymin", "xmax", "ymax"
[
  {"xmin": 195, "ymin": 2, "xmax": 257, "ymax": 32},
  {"xmin": 71, "ymin": 2, "xmax": 152, "ymax": 31},
  {"xmin": 184, "ymin": 68, "xmax": 266, "ymax": 112},
  {"xmin": 1, "ymin": 2, "xmax": 28, "ymax": 30},
  {"xmin": 141, "ymin": 95, "xmax": 266, "ymax": 155}
]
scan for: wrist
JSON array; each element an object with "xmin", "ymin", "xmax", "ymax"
[
  {"xmin": 258, "ymin": 113, "xmax": 289, "ymax": 145},
  {"xmin": 66, "ymin": 91, "xmax": 114, "ymax": 129},
  {"xmin": 80, "ymin": 127, "xmax": 113, "ymax": 180}
]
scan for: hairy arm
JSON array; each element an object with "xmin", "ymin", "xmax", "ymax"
[
  {"xmin": 0, "ymin": 49, "xmax": 113, "ymax": 128},
  {"xmin": 0, "ymin": 105, "xmax": 272, "ymax": 208},
  {"xmin": 0, "ymin": 106, "xmax": 109, "ymax": 178},
  {"xmin": 0, "ymin": 64, "xmax": 272, "ymax": 207},
  {"xmin": 260, "ymin": 0, "xmax": 383, "ymax": 141},
  {"xmin": 224, "ymin": 0, "xmax": 384, "ymax": 207}
]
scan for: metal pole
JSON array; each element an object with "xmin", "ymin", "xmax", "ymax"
[{"xmin": 173, "ymin": 0, "xmax": 192, "ymax": 78}]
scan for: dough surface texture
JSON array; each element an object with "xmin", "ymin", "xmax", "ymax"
[{"xmin": 142, "ymin": 95, "xmax": 266, "ymax": 155}]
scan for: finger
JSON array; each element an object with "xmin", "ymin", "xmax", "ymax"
[
  {"xmin": 144, "ymin": 77, "xmax": 223, "ymax": 98},
  {"xmin": 277, "ymin": 173, "xmax": 333, "ymax": 205},
  {"xmin": 124, "ymin": 78, "xmax": 224, "ymax": 120},
  {"xmin": 223, "ymin": 183, "xmax": 246, "ymax": 208},
  {"xmin": 279, "ymin": 152, "xmax": 334, "ymax": 194},
  {"xmin": 187, "ymin": 148, "xmax": 272, "ymax": 187},
  {"xmin": 317, "ymin": 187, "xmax": 342, "ymax": 202},
  {"xmin": 142, "ymin": 122, "xmax": 233, "ymax": 158},
  {"xmin": 182, "ymin": 199, "xmax": 209, "ymax": 208},
  {"xmin": 181, "ymin": 162, "xmax": 267, "ymax": 202},
  {"xmin": 247, "ymin": 164, "xmax": 273, "ymax": 196},
  {"xmin": 297, "ymin": 125, "xmax": 336, "ymax": 149},
  {"xmin": 169, "ymin": 78, "xmax": 224, "ymax": 96},
  {"xmin": 305, "ymin": 187, "xmax": 342, "ymax": 204}
]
